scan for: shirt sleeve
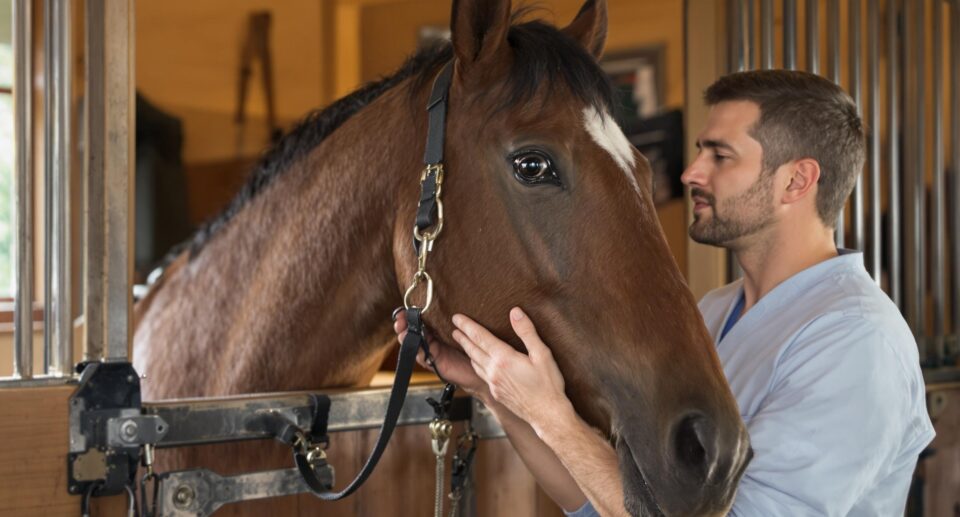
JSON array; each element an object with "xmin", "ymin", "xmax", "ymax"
[
  {"xmin": 729, "ymin": 315, "xmax": 915, "ymax": 517},
  {"xmin": 564, "ymin": 501, "xmax": 601, "ymax": 517}
]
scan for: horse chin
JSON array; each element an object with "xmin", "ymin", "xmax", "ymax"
[{"xmin": 617, "ymin": 439, "xmax": 665, "ymax": 517}]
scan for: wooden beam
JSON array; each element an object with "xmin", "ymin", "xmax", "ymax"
[{"xmin": 683, "ymin": 0, "xmax": 730, "ymax": 299}]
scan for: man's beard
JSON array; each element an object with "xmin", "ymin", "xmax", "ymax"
[{"xmin": 689, "ymin": 174, "xmax": 775, "ymax": 247}]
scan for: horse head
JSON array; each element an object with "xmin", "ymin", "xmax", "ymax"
[{"xmin": 395, "ymin": 1, "xmax": 752, "ymax": 514}]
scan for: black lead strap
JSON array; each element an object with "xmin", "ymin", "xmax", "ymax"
[
  {"xmin": 294, "ymin": 61, "xmax": 457, "ymax": 501},
  {"xmin": 295, "ymin": 308, "xmax": 429, "ymax": 499}
]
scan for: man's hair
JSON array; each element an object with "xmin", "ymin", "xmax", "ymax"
[{"xmin": 704, "ymin": 70, "xmax": 866, "ymax": 227}]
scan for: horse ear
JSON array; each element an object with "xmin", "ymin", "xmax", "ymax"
[
  {"xmin": 562, "ymin": 0, "xmax": 608, "ymax": 59},
  {"xmin": 450, "ymin": 0, "xmax": 512, "ymax": 66}
]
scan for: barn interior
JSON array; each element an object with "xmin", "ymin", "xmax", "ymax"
[{"xmin": 0, "ymin": 0, "xmax": 957, "ymax": 515}]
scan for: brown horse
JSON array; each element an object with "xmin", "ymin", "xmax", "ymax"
[{"xmin": 133, "ymin": 0, "xmax": 750, "ymax": 514}]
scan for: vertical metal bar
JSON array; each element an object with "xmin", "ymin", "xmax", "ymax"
[
  {"xmin": 905, "ymin": 0, "xmax": 920, "ymax": 335},
  {"xmin": 932, "ymin": 0, "xmax": 945, "ymax": 363},
  {"xmin": 807, "ymin": 0, "xmax": 820, "ymax": 73},
  {"xmin": 829, "ymin": 0, "xmax": 845, "ymax": 246},
  {"xmin": 914, "ymin": 0, "xmax": 926, "ymax": 344},
  {"xmin": 747, "ymin": 0, "xmax": 756, "ymax": 69},
  {"xmin": 13, "ymin": 0, "xmax": 34, "ymax": 380},
  {"xmin": 84, "ymin": 0, "xmax": 104, "ymax": 361},
  {"xmin": 761, "ymin": 0, "xmax": 775, "ymax": 68},
  {"xmin": 731, "ymin": 0, "xmax": 746, "ymax": 72},
  {"xmin": 784, "ymin": 0, "xmax": 798, "ymax": 69},
  {"xmin": 828, "ymin": 0, "xmax": 842, "ymax": 83},
  {"xmin": 952, "ymin": 0, "xmax": 960, "ymax": 335},
  {"xmin": 43, "ymin": 0, "xmax": 73, "ymax": 376},
  {"xmin": 889, "ymin": 0, "xmax": 902, "ymax": 309},
  {"xmin": 850, "ymin": 0, "xmax": 865, "ymax": 252},
  {"xmin": 42, "ymin": 0, "xmax": 52, "ymax": 373},
  {"xmin": 868, "ymin": 0, "xmax": 881, "ymax": 283},
  {"xmin": 84, "ymin": 0, "xmax": 135, "ymax": 362},
  {"xmin": 903, "ymin": 0, "xmax": 925, "ymax": 345}
]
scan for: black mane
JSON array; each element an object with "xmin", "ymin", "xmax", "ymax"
[{"xmin": 174, "ymin": 18, "xmax": 614, "ymax": 263}]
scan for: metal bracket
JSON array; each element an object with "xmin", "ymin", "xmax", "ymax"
[
  {"xmin": 156, "ymin": 467, "xmax": 335, "ymax": 517},
  {"xmin": 106, "ymin": 413, "xmax": 169, "ymax": 447},
  {"xmin": 67, "ymin": 361, "xmax": 143, "ymax": 497}
]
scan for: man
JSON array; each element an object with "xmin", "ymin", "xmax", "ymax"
[{"xmin": 395, "ymin": 70, "xmax": 934, "ymax": 515}]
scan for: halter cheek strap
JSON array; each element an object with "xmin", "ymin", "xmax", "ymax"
[{"xmin": 415, "ymin": 60, "xmax": 455, "ymax": 255}]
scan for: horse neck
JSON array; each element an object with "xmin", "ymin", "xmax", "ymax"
[{"xmin": 141, "ymin": 84, "xmax": 428, "ymax": 398}]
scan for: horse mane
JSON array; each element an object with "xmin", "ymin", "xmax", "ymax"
[{"xmin": 167, "ymin": 16, "xmax": 614, "ymax": 266}]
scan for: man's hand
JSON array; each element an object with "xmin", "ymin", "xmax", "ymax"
[
  {"xmin": 393, "ymin": 310, "xmax": 491, "ymax": 399},
  {"xmin": 451, "ymin": 307, "xmax": 576, "ymax": 436}
]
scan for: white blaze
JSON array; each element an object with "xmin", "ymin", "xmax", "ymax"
[{"xmin": 582, "ymin": 107, "xmax": 639, "ymax": 193}]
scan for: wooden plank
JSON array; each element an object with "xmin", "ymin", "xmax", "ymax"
[
  {"xmin": 0, "ymin": 386, "xmax": 75, "ymax": 515},
  {"xmin": 0, "ymin": 385, "xmax": 124, "ymax": 516}
]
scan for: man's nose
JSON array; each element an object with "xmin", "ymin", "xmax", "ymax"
[{"xmin": 681, "ymin": 156, "xmax": 707, "ymax": 187}]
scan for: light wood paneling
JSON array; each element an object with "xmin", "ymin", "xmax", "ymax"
[
  {"xmin": 683, "ymin": 0, "xmax": 729, "ymax": 298},
  {"xmin": 136, "ymin": 0, "xmax": 328, "ymax": 163},
  {"xmin": 0, "ymin": 386, "xmax": 125, "ymax": 516},
  {"xmin": 355, "ymin": 0, "xmax": 686, "ymax": 108}
]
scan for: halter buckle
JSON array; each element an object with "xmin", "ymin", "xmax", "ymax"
[{"xmin": 421, "ymin": 163, "xmax": 444, "ymax": 186}]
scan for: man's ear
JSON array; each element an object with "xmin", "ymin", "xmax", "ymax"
[{"xmin": 782, "ymin": 158, "xmax": 821, "ymax": 204}]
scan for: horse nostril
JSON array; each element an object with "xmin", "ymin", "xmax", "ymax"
[{"xmin": 672, "ymin": 413, "xmax": 713, "ymax": 478}]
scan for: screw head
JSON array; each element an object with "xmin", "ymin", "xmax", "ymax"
[
  {"xmin": 173, "ymin": 485, "xmax": 195, "ymax": 508},
  {"xmin": 120, "ymin": 420, "xmax": 139, "ymax": 442}
]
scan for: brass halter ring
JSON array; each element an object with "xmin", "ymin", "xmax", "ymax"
[{"xmin": 403, "ymin": 270, "xmax": 435, "ymax": 313}]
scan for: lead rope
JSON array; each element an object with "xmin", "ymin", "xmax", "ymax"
[
  {"xmin": 433, "ymin": 433, "xmax": 449, "ymax": 517},
  {"xmin": 426, "ymin": 384, "xmax": 479, "ymax": 517}
]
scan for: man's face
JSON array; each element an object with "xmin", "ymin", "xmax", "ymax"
[{"xmin": 681, "ymin": 100, "xmax": 777, "ymax": 248}]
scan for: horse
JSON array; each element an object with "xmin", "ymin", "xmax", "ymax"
[{"xmin": 133, "ymin": 0, "xmax": 751, "ymax": 515}]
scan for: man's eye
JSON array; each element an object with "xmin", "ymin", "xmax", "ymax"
[{"xmin": 714, "ymin": 154, "xmax": 730, "ymax": 162}]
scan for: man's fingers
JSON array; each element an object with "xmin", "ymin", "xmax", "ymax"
[
  {"xmin": 452, "ymin": 314, "xmax": 510, "ymax": 355},
  {"xmin": 509, "ymin": 307, "xmax": 551, "ymax": 359},
  {"xmin": 452, "ymin": 329, "xmax": 488, "ymax": 358},
  {"xmin": 393, "ymin": 314, "xmax": 408, "ymax": 335},
  {"xmin": 454, "ymin": 330, "xmax": 490, "ymax": 376}
]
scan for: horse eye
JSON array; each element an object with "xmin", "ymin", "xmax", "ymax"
[{"xmin": 510, "ymin": 151, "xmax": 561, "ymax": 187}]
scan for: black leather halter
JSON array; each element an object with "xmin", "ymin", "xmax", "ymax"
[{"xmin": 294, "ymin": 61, "xmax": 456, "ymax": 500}]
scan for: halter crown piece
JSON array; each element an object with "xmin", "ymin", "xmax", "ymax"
[{"xmin": 292, "ymin": 61, "xmax": 457, "ymax": 501}]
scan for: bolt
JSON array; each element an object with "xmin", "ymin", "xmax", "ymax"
[
  {"xmin": 173, "ymin": 485, "xmax": 195, "ymax": 509},
  {"xmin": 120, "ymin": 420, "xmax": 139, "ymax": 442}
]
